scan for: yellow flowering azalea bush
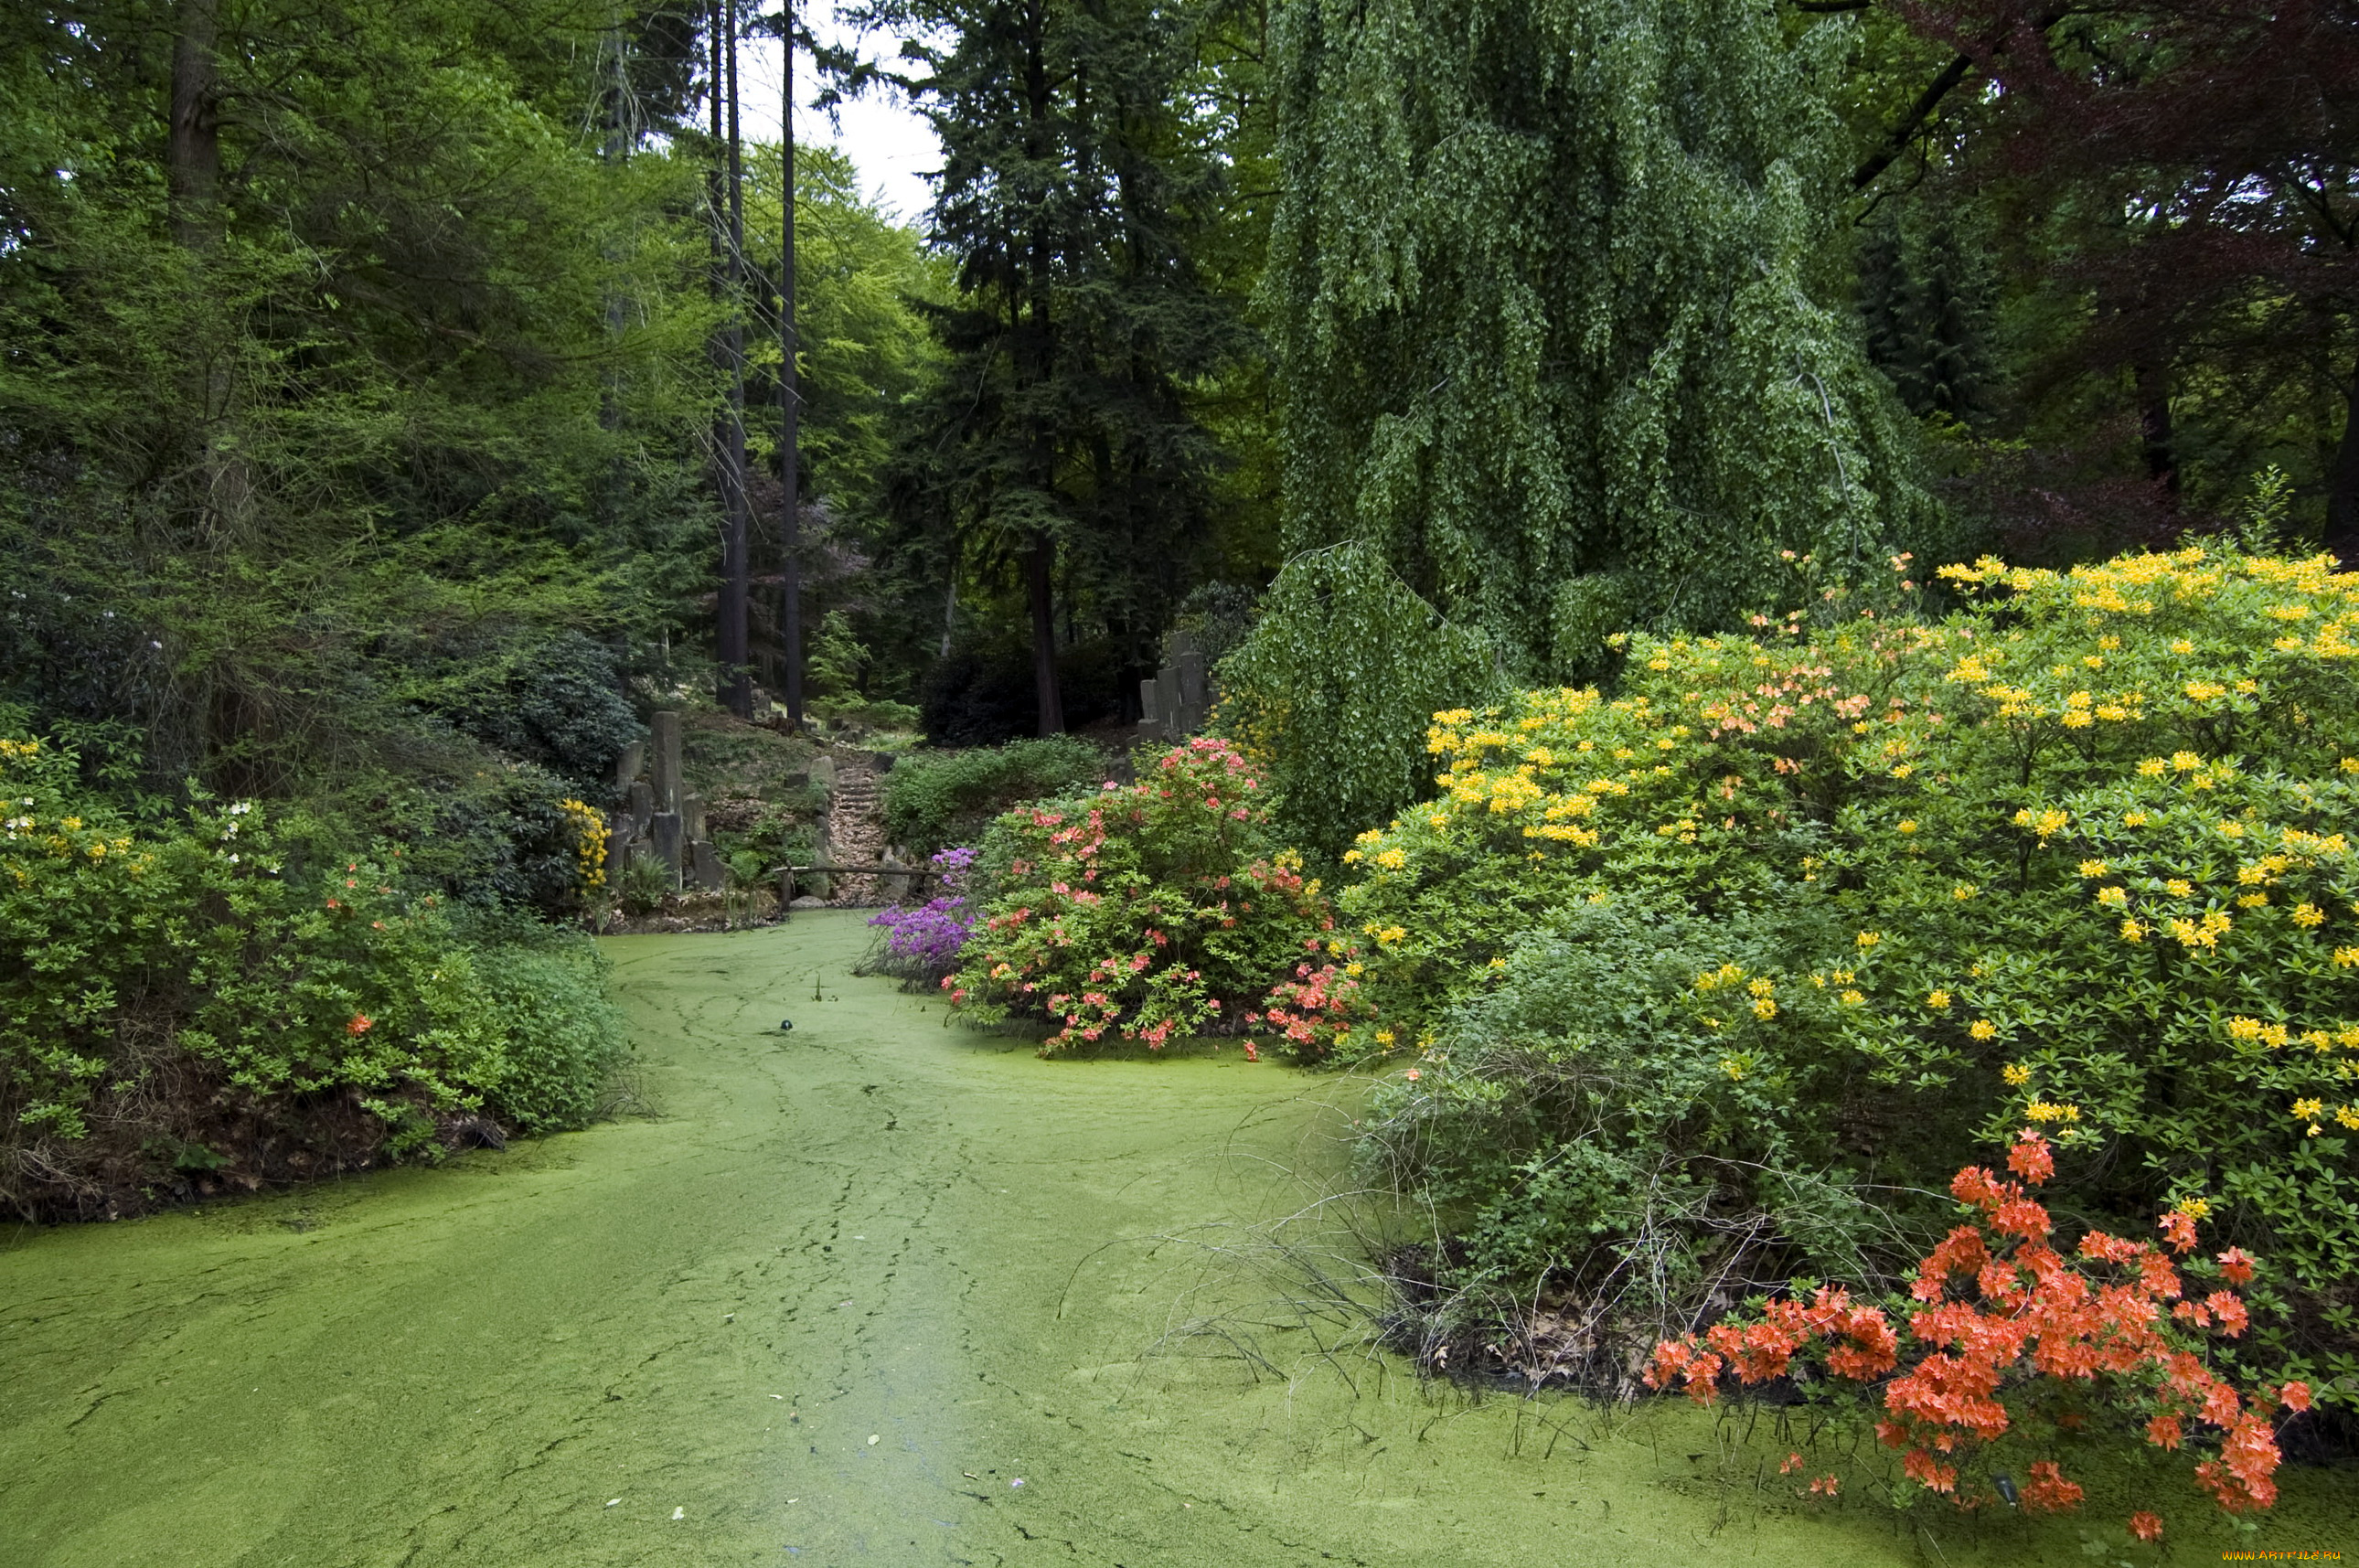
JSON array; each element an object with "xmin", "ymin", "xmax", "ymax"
[
  {"xmin": 1344, "ymin": 546, "xmax": 2359, "ymax": 1399},
  {"xmin": 0, "ymin": 729, "xmax": 624, "ymax": 1220}
]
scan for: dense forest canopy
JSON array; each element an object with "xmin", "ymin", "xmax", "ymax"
[{"xmin": 5, "ymin": 0, "xmax": 2351, "ymax": 770}]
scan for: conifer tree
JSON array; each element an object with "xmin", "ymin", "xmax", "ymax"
[
  {"xmin": 1265, "ymin": 0, "xmax": 1941, "ymax": 676},
  {"xmin": 869, "ymin": 0, "xmax": 1249, "ymax": 734},
  {"xmin": 1859, "ymin": 206, "xmax": 1997, "ymax": 427}
]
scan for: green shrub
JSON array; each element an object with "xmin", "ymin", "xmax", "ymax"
[
  {"xmin": 0, "ymin": 731, "xmax": 624, "ymax": 1219},
  {"xmin": 391, "ymin": 758, "xmax": 600, "ymax": 913},
  {"xmin": 1215, "ymin": 541, "xmax": 1497, "ymax": 863},
  {"xmin": 443, "ymin": 912, "xmax": 628, "ymax": 1133},
  {"xmin": 614, "ymin": 848, "xmax": 673, "ymax": 915},
  {"xmin": 399, "ymin": 629, "xmax": 644, "ymax": 786},
  {"xmin": 1341, "ymin": 545, "xmax": 2359, "ymax": 1400},
  {"xmin": 881, "ymin": 735, "xmax": 1108, "ymax": 858},
  {"xmin": 944, "ymin": 739, "xmax": 1341, "ymax": 1055},
  {"xmin": 1359, "ymin": 899, "xmax": 1889, "ymax": 1348}
]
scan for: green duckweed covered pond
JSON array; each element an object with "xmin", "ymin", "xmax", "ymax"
[{"xmin": 4, "ymin": 912, "xmax": 2355, "ymax": 1565}]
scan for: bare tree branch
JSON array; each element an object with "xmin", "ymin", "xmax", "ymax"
[{"xmin": 1850, "ymin": 5, "xmax": 2073, "ymax": 193}]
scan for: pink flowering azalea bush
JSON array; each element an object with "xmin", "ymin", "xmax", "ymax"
[{"xmin": 942, "ymin": 739, "xmax": 1350, "ymax": 1057}]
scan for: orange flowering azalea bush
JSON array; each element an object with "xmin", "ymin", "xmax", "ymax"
[
  {"xmin": 943, "ymin": 739, "xmax": 1357, "ymax": 1057},
  {"xmin": 1646, "ymin": 1131, "xmax": 2311, "ymax": 1540},
  {"xmin": 1344, "ymin": 545, "xmax": 2359, "ymax": 1402}
]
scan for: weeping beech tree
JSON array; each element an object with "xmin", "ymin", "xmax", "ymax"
[{"xmin": 1265, "ymin": 0, "xmax": 1946, "ymax": 677}]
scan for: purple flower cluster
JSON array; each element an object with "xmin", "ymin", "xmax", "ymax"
[{"xmin": 869, "ymin": 847, "xmax": 977, "ymax": 966}]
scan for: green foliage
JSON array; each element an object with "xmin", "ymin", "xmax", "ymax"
[
  {"xmin": 0, "ymin": 0, "xmax": 719, "ymax": 818},
  {"xmin": 439, "ymin": 912, "xmax": 629, "ymax": 1134},
  {"xmin": 869, "ymin": 0, "xmax": 1255, "ymax": 721},
  {"xmin": 1342, "ymin": 544, "xmax": 2359, "ymax": 1398},
  {"xmin": 1858, "ymin": 203, "xmax": 1998, "ymax": 426},
  {"xmin": 1171, "ymin": 580, "xmax": 1263, "ymax": 671},
  {"xmin": 1215, "ymin": 542, "xmax": 1497, "ymax": 861},
  {"xmin": 0, "ymin": 7, "xmax": 934, "ymax": 857},
  {"xmin": 880, "ymin": 735, "xmax": 1108, "ymax": 859},
  {"xmin": 2235, "ymin": 467, "xmax": 2297, "ymax": 558},
  {"xmin": 1361, "ymin": 900, "xmax": 1888, "ymax": 1346},
  {"xmin": 743, "ymin": 145, "xmax": 951, "ymax": 523},
  {"xmin": 945, "ymin": 740, "xmax": 1335, "ymax": 1055},
  {"xmin": 0, "ymin": 731, "xmax": 624, "ymax": 1219},
  {"xmin": 1265, "ymin": 0, "xmax": 1947, "ymax": 670},
  {"xmin": 614, "ymin": 848, "xmax": 675, "ymax": 917},
  {"xmin": 399, "ymin": 631, "xmax": 646, "ymax": 789},
  {"xmin": 805, "ymin": 609, "xmax": 922, "ymax": 730}
]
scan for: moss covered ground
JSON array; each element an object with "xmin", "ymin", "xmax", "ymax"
[{"xmin": 2, "ymin": 912, "xmax": 2353, "ymax": 1564}]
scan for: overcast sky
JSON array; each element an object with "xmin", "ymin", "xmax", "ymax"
[{"xmin": 738, "ymin": 4, "xmax": 943, "ymax": 228}]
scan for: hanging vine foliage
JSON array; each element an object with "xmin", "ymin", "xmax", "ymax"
[
  {"xmin": 1265, "ymin": 0, "xmax": 1952, "ymax": 677},
  {"xmin": 1217, "ymin": 542, "xmax": 1496, "ymax": 861}
]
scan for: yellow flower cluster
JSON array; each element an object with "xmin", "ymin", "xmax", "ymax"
[
  {"xmin": 2286, "ymin": 1097, "xmax": 2359, "ymax": 1136},
  {"xmin": 1336, "ymin": 542, "xmax": 2359, "ymax": 1135},
  {"xmin": 558, "ymin": 798, "xmax": 609, "ymax": 892},
  {"xmin": 1935, "ymin": 550, "xmax": 2359, "ymax": 749},
  {"xmin": 2166, "ymin": 910, "xmax": 2234, "ymax": 951},
  {"xmin": 2228, "ymin": 1016, "xmax": 2359, "ymax": 1052}
]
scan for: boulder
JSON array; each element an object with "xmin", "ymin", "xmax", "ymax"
[{"xmin": 649, "ymin": 811, "xmax": 683, "ymax": 888}]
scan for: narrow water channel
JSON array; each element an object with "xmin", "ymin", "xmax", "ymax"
[{"xmin": 5, "ymin": 913, "xmax": 2352, "ymax": 1565}]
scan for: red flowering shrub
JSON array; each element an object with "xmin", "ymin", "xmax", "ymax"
[
  {"xmin": 1255, "ymin": 958, "xmax": 1376, "ymax": 1059},
  {"xmin": 944, "ymin": 740, "xmax": 1347, "ymax": 1058},
  {"xmin": 1645, "ymin": 1130, "xmax": 2311, "ymax": 1536}
]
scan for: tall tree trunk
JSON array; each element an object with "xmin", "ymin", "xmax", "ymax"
[
  {"xmin": 779, "ymin": 0, "xmax": 804, "ymax": 729},
  {"xmin": 711, "ymin": 0, "xmax": 753, "ymax": 718},
  {"xmin": 1019, "ymin": 0, "xmax": 1062, "ymax": 737},
  {"xmin": 167, "ymin": 0, "xmax": 220, "ymax": 248},
  {"xmin": 2327, "ymin": 353, "xmax": 2359, "ymax": 569},
  {"xmin": 169, "ymin": 0, "xmax": 249, "ymax": 553},
  {"xmin": 1027, "ymin": 536, "xmax": 1063, "ymax": 734},
  {"xmin": 2135, "ymin": 359, "xmax": 2180, "ymax": 499}
]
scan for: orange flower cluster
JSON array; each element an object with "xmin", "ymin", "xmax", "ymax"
[
  {"xmin": 1644, "ymin": 1129, "xmax": 2312, "ymax": 1532},
  {"xmin": 1642, "ymin": 1285, "xmax": 1898, "ymax": 1393}
]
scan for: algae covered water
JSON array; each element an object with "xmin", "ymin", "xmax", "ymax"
[{"xmin": 5, "ymin": 912, "xmax": 2354, "ymax": 1565}]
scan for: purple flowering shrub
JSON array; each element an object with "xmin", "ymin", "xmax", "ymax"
[{"xmin": 863, "ymin": 848, "xmax": 977, "ymax": 983}]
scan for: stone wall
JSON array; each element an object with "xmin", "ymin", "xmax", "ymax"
[
  {"xmin": 1137, "ymin": 629, "xmax": 1216, "ymax": 741},
  {"xmin": 606, "ymin": 710, "xmax": 728, "ymax": 891}
]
